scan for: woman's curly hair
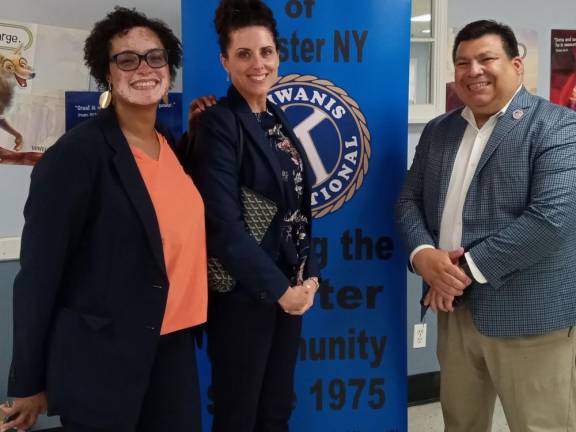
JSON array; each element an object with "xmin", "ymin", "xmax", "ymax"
[
  {"xmin": 214, "ymin": 0, "xmax": 279, "ymax": 56},
  {"xmin": 84, "ymin": 7, "xmax": 182, "ymax": 89}
]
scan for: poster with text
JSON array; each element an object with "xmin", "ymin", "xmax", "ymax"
[
  {"xmin": 0, "ymin": 19, "xmax": 90, "ymax": 165},
  {"xmin": 551, "ymin": 29, "xmax": 576, "ymax": 110},
  {"xmin": 183, "ymin": 0, "xmax": 410, "ymax": 430},
  {"xmin": 65, "ymin": 91, "xmax": 183, "ymax": 137}
]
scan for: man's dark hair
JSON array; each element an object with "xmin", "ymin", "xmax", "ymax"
[
  {"xmin": 84, "ymin": 7, "xmax": 182, "ymax": 89},
  {"xmin": 214, "ymin": 0, "xmax": 279, "ymax": 56},
  {"xmin": 452, "ymin": 20, "xmax": 519, "ymax": 62}
]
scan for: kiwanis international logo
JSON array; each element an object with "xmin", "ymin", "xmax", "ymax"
[{"xmin": 268, "ymin": 74, "xmax": 371, "ymax": 218}]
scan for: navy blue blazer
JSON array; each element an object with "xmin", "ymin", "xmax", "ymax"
[
  {"xmin": 9, "ymin": 108, "xmax": 178, "ymax": 426},
  {"xmin": 191, "ymin": 86, "xmax": 320, "ymax": 302}
]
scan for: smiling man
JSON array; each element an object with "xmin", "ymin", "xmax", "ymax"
[{"xmin": 396, "ymin": 20, "xmax": 576, "ymax": 431}]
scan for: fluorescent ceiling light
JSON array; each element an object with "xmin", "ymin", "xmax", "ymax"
[
  {"xmin": 411, "ymin": 14, "xmax": 431, "ymax": 22},
  {"xmin": 422, "ymin": 29, "xmax": 431, "ymax": 34}
]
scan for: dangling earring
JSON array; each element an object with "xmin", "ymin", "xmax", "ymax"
[
  {"xmin": 162, "ymin": 92, "xmax": 169, "ymax": 104},
  {"xmin": 99, "ymin": 82, "xmax": 112, "ymax": 109},
  {"xmin": 226, "ymin": 71, "xmax": 230, "ymax": 82}
]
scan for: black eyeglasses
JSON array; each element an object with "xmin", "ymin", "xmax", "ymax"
[{"xmin": 110, "ymin": 48, "xmax": 168, "ymax": 71}]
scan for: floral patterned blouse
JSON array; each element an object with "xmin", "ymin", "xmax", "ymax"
[{"xmin": 256, "ymin": 111, "xmax": 310, "ymax": 285}]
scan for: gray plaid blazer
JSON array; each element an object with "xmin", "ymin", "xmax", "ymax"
[{"xmin": 396, "ymin": 87, "xmax": 576, "ymax": 337}]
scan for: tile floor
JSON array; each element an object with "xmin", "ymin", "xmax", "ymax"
[
  {"xmin": 408, "ymin": 399, "xmax": 509, "ymax": 431},
  {"xmin": 34, "ymin": 398, "xmax": 510, "ymax": 431}
]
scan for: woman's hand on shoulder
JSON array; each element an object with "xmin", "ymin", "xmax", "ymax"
[
  {"xmin": 188, "ymin": 95, "xmax": 217, "ymax": 131},
  {"xmin": 0, "ymin": 391, "xmax": 47, "ymax": 432}
]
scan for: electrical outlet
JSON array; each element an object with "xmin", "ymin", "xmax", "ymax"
[
  {"xmin": 0, "ymin": 237, "xmax": 21, "ymax": 262},
  {"xmin": 413, "ymin": 323, "xmax": 427, "ymax": 348}
]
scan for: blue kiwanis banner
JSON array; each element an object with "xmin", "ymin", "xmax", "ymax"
[{"xmin": 182, "ymin": 1, "xmax": 410, "ymax": 430}]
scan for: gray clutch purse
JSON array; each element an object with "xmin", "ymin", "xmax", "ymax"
[{"xmin": 208, "ymin": 186, "xmax": 278, "ymax": 292}]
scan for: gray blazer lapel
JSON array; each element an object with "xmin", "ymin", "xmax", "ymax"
[
  {"xmin": 437, "ymin": 114, "xmax": 467, "ymax": 229},
  {"xmin": 476, "ymin": 87, "xmax": 532, "ymax": 174}
]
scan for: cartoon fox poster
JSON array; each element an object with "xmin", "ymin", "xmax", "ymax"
[{"xmin": 0, "ymin": 19, "xmax": 90, "ymax": 165}]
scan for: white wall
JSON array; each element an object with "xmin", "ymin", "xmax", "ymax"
[
  {"xmin": 450, "ymin": 0, "xmax": 576, "ymax": 100},
  {"xmin": 1, "ymin": 1, "xmax": 181, "ymax": 40}
]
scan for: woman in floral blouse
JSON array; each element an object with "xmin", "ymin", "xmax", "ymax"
[{"xmin": 188, "ymin": 1, "xmax": 320, "ymax": 431}]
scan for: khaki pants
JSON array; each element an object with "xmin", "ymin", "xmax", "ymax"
[{"xmin": 437, "ymin": 306, "xmax": 576, "ymax": 432}]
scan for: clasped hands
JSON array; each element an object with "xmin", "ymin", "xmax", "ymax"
[
  {"xmin": 413, "ymin": 247, "xmax": 472, "ymax": 313},
  {"xmin": 278, "ymin": 277, "xmax": 319, "ymax": 315}
]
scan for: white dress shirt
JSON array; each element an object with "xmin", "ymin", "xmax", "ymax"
[{"xmin": 410, "ymin": 86, "xmax": 522, "ymax": 283}]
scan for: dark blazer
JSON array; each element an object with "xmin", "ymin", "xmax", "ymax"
[
  {"xmin": 9, "ymin": 108, "xmax": 176, "ymax": 427},
  {"xmin": 191, "ymin": 86, "xmax": 320, "ymax": 302}
]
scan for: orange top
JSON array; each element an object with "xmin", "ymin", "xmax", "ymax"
[{"xmin": 131, "ymin": 132, "xmax": 207, "ymax": 335}]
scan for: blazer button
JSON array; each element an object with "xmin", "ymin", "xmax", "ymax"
[
  {"xmin": 259, "ymin": 291, "xmax": 268, "ymax": 301},
  {"xmin": 145, "ymin": 325, "xmax": 156, "ymax": 331}
]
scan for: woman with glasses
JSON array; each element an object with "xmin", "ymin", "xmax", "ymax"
[{"xmin": 2, "ymin": 7, "xmax": 206, "ymax": 432}]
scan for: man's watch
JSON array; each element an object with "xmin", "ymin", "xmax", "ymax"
[
  {"xmin": 454, "ymin": 255, "xmax": 475, "ymax": 307},
  {"xmin": 459, "ymin": 255, "xmax": 474, "ymax": 281}
]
